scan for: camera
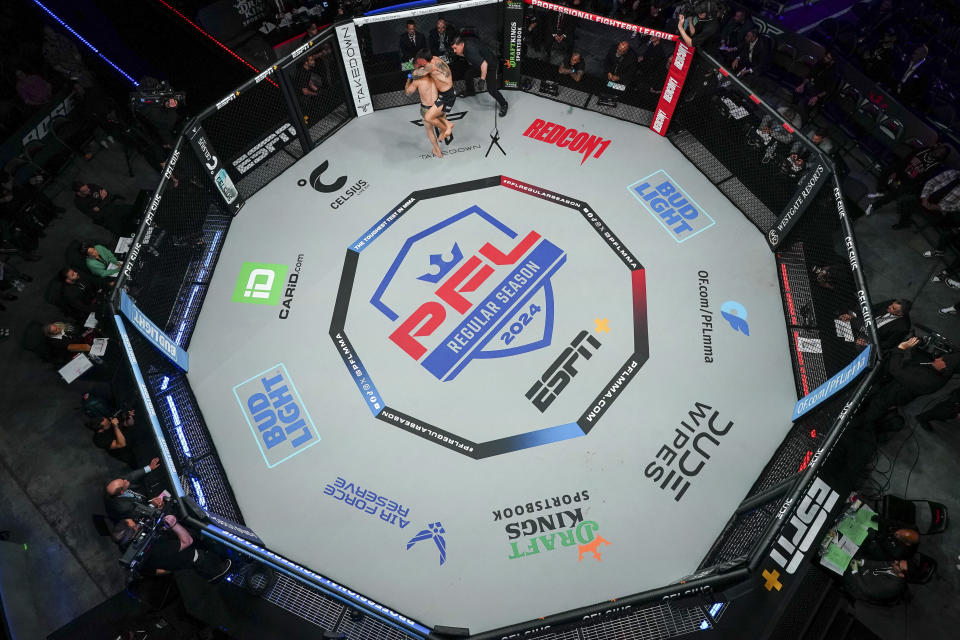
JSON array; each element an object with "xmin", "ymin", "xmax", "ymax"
[
  {"xmin": 130, "ymin": 79, "xmax": 186, "ymax": 109},
  {"xmin": 914, "ymin": 324, "xmax": 956, "ymax": 358},
  {"xmin": 119, "ymin": 502, "xmax": 169, "ymax": 571}
]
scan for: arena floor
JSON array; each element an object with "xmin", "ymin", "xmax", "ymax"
[{"xmin": 186, "ymin": 91, "xmax": 799, "ymax": 633}]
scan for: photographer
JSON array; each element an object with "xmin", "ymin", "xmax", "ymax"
[
  {"xmin": 141, "ymin": 97, "xmax": 181, "ymax": 148},
  {"xmin": 87, "ymin": 410, "xmax": 138, "ymax": 468},
  {"xmin": 678, "ymin": 3, "xmax": 720, "ymax": 49},
  {"xmin": 112, "ymin": 513, "xmax": 232, "ymax": 581}
]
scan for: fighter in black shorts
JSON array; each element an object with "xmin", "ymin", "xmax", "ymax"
[{"xmin": 412, "ymin": 49, "xmax": 455, "ymax": 144}]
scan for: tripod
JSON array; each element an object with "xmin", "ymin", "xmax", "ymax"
[{"xmin": 485, "ymin": 100, "xmax": 505, "ymax": 157}]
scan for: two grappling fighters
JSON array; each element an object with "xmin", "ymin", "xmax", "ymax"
[{"xmin": 405, "ymin": 48, "xmax": 456, "ymax": 159}]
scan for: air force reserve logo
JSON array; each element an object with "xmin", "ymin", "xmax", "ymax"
[{"xmin": 370, "ymin": 206, "xmax": 566, "ymax": 381}]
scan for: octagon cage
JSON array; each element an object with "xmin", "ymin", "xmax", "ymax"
[{"xmin": 110, "ymin": 1, "xmax": 881, "ymax": 639}]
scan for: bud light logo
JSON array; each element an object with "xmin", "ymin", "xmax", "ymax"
[
  {"xmin": 370, "ymin": 205, "xmax": 566, "ymax": 381},
  {"xmin": 628, "ymin": 170, "xmax": 714, "ymax": 243},
  {"xmin": 233, "ymin": 363, "xmax": 320, "ymax": 468}
]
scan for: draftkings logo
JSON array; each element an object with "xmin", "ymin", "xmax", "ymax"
[
  {"xmin": 371, "ymin": 206, "xmax": 567, "ymax": 381},
  {"xmin": 493, "ymin": 491, "xmax": 612, "ymax": 562}
]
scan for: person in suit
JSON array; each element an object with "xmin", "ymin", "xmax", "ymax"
[
  {"xmin": 104, "ymin": 457, "xmax": 165, "ymax": 521},
  {"xmin": 895, "ymin": 45, "xmax": 931, "ymax": 107},
  {"xmin": 429, "ymin": 17, "xmax": 455, "ymax": 59},
  {"xmin": 870, "ymin": 299, "xmax": 912, "ymax": 351},
  {"xmin": 546, "ymin": 1, "xmax": 577, "ymax": 65},
  {"xmin": 399, "ymin": 20, "xmax": 427, "ymax": 63},
  {"xmin": 731, "ymin": 29, "xmax": 770, "ymax": 79}
]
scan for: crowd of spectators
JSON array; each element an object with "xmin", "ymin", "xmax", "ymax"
[{"xmin": 2, "ymin": 11, "xmax": 234, "ymax": 586}]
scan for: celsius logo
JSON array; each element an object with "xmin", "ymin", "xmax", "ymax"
[
  {"xmin": 370, "ymin": 206, "xmax": 566, "ymax": 382},
  {"xmin": 232, "ymin": 262, "xmax": 287, "ymax": 305},
  {"xmin": 300, "ymin": 160, "xmax": 347, "ymax": 193},
  {"xmin": 720, "ymin": 301, "xmax": 749, "ymax": 336}
]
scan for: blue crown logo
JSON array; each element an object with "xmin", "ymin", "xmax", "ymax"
[{"xmin": 417, "ymin": 244, "xmax": 463, "ymax": 283}]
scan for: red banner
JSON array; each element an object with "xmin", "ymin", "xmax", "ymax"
[
  {"xmin": 524, "ymin": 0, "xmax": 679, "ymax": 41},
  {"xmin": 650, "ymin": 41, "xmax": 694, "ymax": 136}
]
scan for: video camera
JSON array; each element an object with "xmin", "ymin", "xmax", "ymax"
[
  {"xmin": 913, "ymin": 323, "xmax": 956, "ymax": 358},
  {"xmin": 119, "ymin": 499, "xmax": 173, "ymax": 573},
  {"xmin": 130, "ymin": 79, "xmax": 186, "ymax": 109}
]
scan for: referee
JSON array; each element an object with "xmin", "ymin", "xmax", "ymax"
[{"xmin": 451, "ymin": 36, "xmax": 508, "ymax": 117}]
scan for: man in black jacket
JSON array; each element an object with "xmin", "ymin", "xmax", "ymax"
[
  {"xmin": 870, "ymin": 299, "xmax": 912, "ymax": 351},
  {"xmin": 603, "ymin": 41, "xmax": 638, "ymax": 89},
  {"xmin": 451, "ymin": 37, "xmax": 509, "ymax": 117},
  {"xmin": 858, "ymin": 337, "xmax": 960, "ymax": 429},
  {"xmin": 113, "ymin": 513, "xmax": 231, "ymax": 580},
  {"xmin": 399, "ymin": 21, "xmax": 427, "ymax": 63},
  {"xmin": 60, "ymin": 266, "xmax": 104, "ymax": 321},
  {"xmin": 104, "ymin": 457, "xmax": 165, "ymax": 520},
  {"xmin": 429, "ymin": 17, "xmax": 455, "ymax": 59}
]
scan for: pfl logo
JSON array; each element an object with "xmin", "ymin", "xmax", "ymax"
[
  {"xmin": 370, "ymin": 206, "xmax": 567, "ymax": 381},
  {"xmin": 720, "ymin": 301, "xmax": 749, "ymax": 336},
  {"xmin": 232, "ymin": 262, "xmax": 287, "ymax": 305}
]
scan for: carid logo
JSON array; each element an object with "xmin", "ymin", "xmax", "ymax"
[
  {"xmin": 370, "ymin": 205, "xmax": 566, "ymax": 381},
  {"xmin": 232, "ymin": 262, "xmax": 287, "ymax": 305},
  {"xmin": 628, "ymin": 170, "xmax": 714, "ymax": 242}
]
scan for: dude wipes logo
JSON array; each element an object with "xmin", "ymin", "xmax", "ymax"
[
  {"xmin": 522, "ymin": 119, "xmax": 612, "ymax": 166},
  {"xmin": 233, "ymin": 363, "xmax": 320, "ymax": 468},
  {"xmin": 643, "ymin": 402, "xmax": 734, "ymax": 502},
  {"xmin": 370, "ymin": 205, "xmax": 566, "ymax": 382},
  {"xmin": 492, "ymin": 490, "xmax": 613, "ymax": 562}
]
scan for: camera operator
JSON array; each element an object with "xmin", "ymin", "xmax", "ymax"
[
  {"xmin": 677, "ymin": 3, "xmax": 720, "ymax": 49},
  {"xmin": 140, "ymin": 97, "xmax": 182, "ymax": 149},
  {"xmin": 858, "ymin": 337, "xmax": 960, "ymax": 432},
  {"xmin": 104, "ymin": 457, "xmax": 166, "ymax": 521},
  {"xmin": 112, "ymin": 513, "xmax": 232, "ymax": 581}
]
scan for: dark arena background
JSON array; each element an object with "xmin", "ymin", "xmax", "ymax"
[{"xmin": 5, "ymin": 1, "xmax": 960, "ymax": 640}]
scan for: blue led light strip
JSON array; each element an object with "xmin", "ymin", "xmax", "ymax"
[
  {"xmin": 114, "ymin": 314, "xmax": 184, "ymax": 497},
  {"xmin": 365, "ymin": 0, "xmax": 436, "ymax": 16},
  {"xmin": 30, "ymin": 0, "xmax": 139, "ymax": 87}
]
